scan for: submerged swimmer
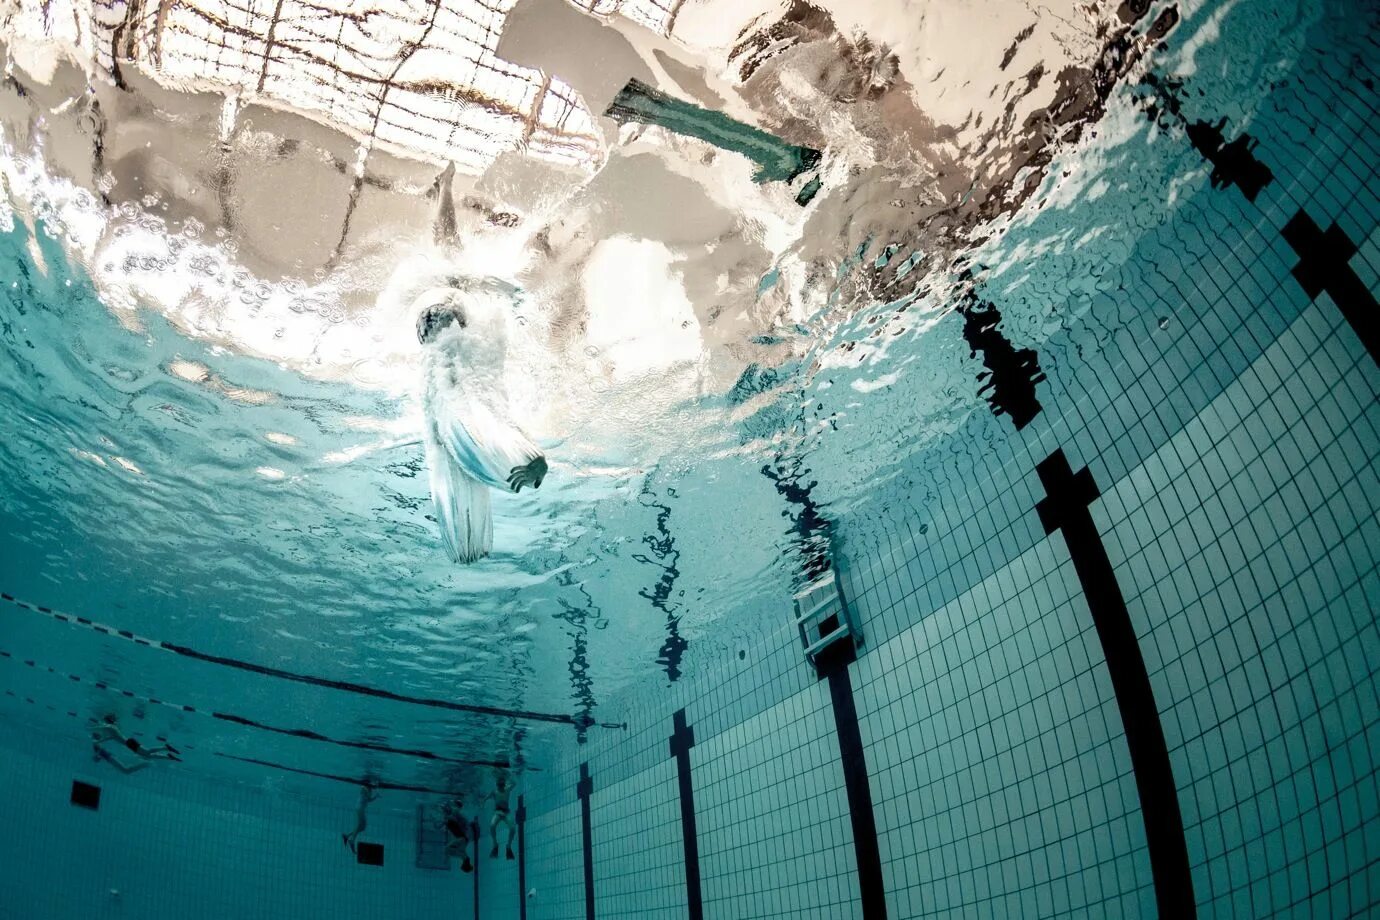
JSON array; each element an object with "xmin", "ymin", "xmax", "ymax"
[
  {"xmin": 385, "ymin": 169, "xmax": 548, "ymax": 564},
  {"xmin": 342, "ymin": 779, "xmax": 379, "ymax": 854},
  {"xmin": 90, "ymin": 714, "xmax": 181, "ymax": 772},
  {"xmin": 403, "ymin": 269, "xmax": 548, "ymax": 563},
  {"xmin": 440, "ymin": 797, "xmax": 475, "ymax": 873},
  {"xmin": 482, "ymin": 770, "xmax": 517, "ymax": 860}
]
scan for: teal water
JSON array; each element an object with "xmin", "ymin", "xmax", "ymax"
[{"xmin": 0, "ymin": 0, "xmax": 1371, "ymax": 806}]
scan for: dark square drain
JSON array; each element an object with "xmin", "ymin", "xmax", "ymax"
[
  {"xmin": 357, "ymin": 842, "xmax": 384, "ymax": 866},
  {"xmin": 70, "ymin": 780, "xmax": 101, "ymax": 810}
]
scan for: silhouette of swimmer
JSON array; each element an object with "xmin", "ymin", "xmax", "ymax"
[
  {"xmin": 482, "ymin": 770, "xmax": 517, "ymax": 860},
  {"xmin": 440, "ymin": 797, "xmax": 475, "ymax": 873},
  {"xmin": 90, "ymin": 714, "xmax": 180, "ymax": 773},
  {"xmin": 342, "ymin": 779, "xmax": 379, "ymax": 854},
  {"xmin": 383, "ymin": 262, "xmax": 548, "ymax": 564}
]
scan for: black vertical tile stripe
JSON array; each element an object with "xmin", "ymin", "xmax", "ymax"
[
  {"xmin": 669, "ymin": 709, "xmax": 703, "ymax": 920},
  {"xmin": 577, "ymin": 763, "xmax": 595, "ymax": 920},
  {"xmin": 516, "ymin": 796, "xmax": 528, "ymax": 920},
  {"xmin": 818, "ymin": 651, "xmax": 888, "ymax": 920},
  {"xmin": 1035, "ymin": 449, "xmax": 1197, "ymax": 919},
  {"xmin": 1282, "ymin": 211, "xmax": 1378, "ymax": 365},
  {"xmin": 471, "ymin": 819, "xmax": 480, "ymax": 920}
]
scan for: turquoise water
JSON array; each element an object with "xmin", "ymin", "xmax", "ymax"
[
  {"xmin": 0, "ymin": 0, "xmax": 1378, "ymax": 916},
  {"xmin": 0, "ymin": 0, "xmax": 1357, "ymax": 791}
]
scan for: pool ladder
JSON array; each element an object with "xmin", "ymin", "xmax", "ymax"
[{"xmin": 794, "ymin": 568, "xmax": 859, "ymax": 670}]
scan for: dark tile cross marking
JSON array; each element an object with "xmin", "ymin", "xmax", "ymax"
[
  {"xmin": 577, "ymin": 763, "xmax": 595, "ymax": 920},
  {"xmin": 816, "ymin": 645, "xmax": 889, "ymax": 918},
  {"xmin": 669, "ymin": 709, "xmax": 704, "ymax": 920},
  {"xmin": 1035, "ymin": 449, "xmax": 1197, "ymax": 919},
  {"xmin": 1282, "ymin": 211, "xmax": 1378, "ymax": 365},
  {"xmin": 517, "ymin": 796, "xmax": 528, "ymax": 920}
]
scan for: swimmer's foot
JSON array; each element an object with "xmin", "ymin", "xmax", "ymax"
[
  {"xmin": 506, "ymin": 847, "xmax": 515, "ymax": 860},
  {"xmin": 461, "ymin": 858, "xmax": 473, "ymax": 873},
  {"xmin": 341, "ymin": 834, "xmax": 354, "ymax": 854},
  {"xmin": 490, "ymin": 845, "xmax": 499, "ymax": 859}
]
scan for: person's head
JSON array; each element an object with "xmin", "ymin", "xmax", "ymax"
[{"xmin": 103, "ymin": 714, "xmax": 117, "ymax": 725}]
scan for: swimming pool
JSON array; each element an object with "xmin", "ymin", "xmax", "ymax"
[{"xmin": 0, "ymin": 0, "xmax": 1376, "ymax": 917}]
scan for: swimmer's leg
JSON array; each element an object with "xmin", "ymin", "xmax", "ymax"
[
  {"xmin": 95, "ymin": 747, "xmax": 147, "ymax": 774},
  {"xmin": 144, "ymin": 744, "xmax": 182, "ymax": 762}
]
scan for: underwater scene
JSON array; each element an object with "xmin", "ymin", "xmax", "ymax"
[{"xmin": 0, "ymin": 0, "xmax": 1376, "ymax": 917}]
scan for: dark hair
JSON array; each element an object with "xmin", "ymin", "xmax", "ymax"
[{"xmin": 417, "ymin": 304, "xmax": 465, "ymax": 344}]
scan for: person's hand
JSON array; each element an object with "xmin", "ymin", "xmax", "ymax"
[{"xmin": 508, "ymin": 456, "xmax": 548, "ymax": 492}]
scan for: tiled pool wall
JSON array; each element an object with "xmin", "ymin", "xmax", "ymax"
[
  {"xmin": 0, "ymin": 725, "xmax": 475, "ymax": 919},
  {"xmin": 507, "ymin": 15, "xmax": 1380, "ymax": 920}
]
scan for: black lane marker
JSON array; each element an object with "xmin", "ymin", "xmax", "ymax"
[
  {"xmin": 214, "ymin": 752, "xmax": 465, "ymax": 796},
  {"xmin": 517, "ymin": 796, "xmax": 528, "ymax": 920},
  {"xmin": 209, "ymin": 711, "xmax": 508, "ymax": 768},
  {"xmin": 164, "ymin": 642, "xmax": 577, "ymax": 724},
  {"xmin": 577, "ymin": 762, "xmax": 595, "ymax": 920},
  {"xmin": 0, "ymin": 647, "xmax": 504, "ymax": 767},
  {"xmin": 0, "ymin": 592, "xmax": 576, "ymax": 725},
  {"xmin": 1283, "ymin": 211, "xmax": 1379, "ymax": 365},
  {"xmin": 472, "ymin": 818, "xmax": 481, "ymax": 920},
  {"xmin": 818, "ymin": 648, "xmax": 888, "ymax": 920},
  {"xmin": 1035, "ymin": 449, "xmax": 1196, "ymax": 919},
  {"xmin": 669, "ymin": 709, "xmax": 703, "ymax": 920}
]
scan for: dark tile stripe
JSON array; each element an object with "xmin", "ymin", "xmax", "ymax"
[
  {"xmin": 823, "ymin": 663, "xmax": 889, "ymax": 919},
  {"xmin": 517, "ymin": 796, "xmax": 528, "ymax": 920},
  {"xmin": 1035, "ymin": 449, "xmax": 1197, "ymax": 918},
  {"xmin": 577, "ymin": 763, "xmax": 595, "ymax": 920},
  {"xmin": 669, "ymin": 709, "xmax": 703, "ymax": 920},
  {"xmin": 472, "ymin": 819, "xmax": 481, "ymax": 920}
]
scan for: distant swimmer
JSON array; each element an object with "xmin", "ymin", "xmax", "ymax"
[
  {"xmin": 342, "ymin": 779, "xmax": 379, "ymax": 854},
  {"xmin": 440, "ymin": 796, "xmax": 475, "ymax": 873},
  {"xmin": 482, "ymin": 770, "xmax": 517, "ymax": 860},
  {"xmin": 387, "ymin": 262, "xmax": 547, "ymax": 563},
  {"xmin": 90, "ymin": 714, "xmax": 181, "ymax": 773}
]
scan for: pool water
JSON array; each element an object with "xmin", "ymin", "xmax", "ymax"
[{"xmin": 1, "ymin": 0, "xmax": 1378, "ymax": 917}]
